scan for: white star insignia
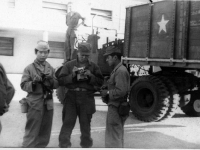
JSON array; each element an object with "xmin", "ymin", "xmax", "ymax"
[{"xmin": 157, "ymin": 15, "xmax": 169, "ymax": 33}]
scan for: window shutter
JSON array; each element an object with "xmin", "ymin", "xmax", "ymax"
[
  {"xmin": 0, "ymin": 37, "xmax": 14, "ymax": 56},
  {"xmin": 48, "ymin": 41, "xmax": 65, "ymax": 59}
]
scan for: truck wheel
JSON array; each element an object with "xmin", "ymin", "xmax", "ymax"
[
  {"xmin": 129, "ymin": 75, "xmax": 169, "ymax": 122},
  {"xmin": 158, "ymin": 76, "xmax": 180, "ymax": 121},
  {"xmin": 181, "ymin": 91, "xmax": 200, "ymax": 117},
  {"xmin": 56, "ymin": 86, "xmax": 66, "ymax": 104}
]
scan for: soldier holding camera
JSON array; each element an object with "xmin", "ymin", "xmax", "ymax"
[
  {"xmin": 20, "ymin": 41, "xmax": 58, "ymax": 148},
  {"xmin": 100, "ymin": 46, "xmax": 130, "ymax": 148},
  {"xmin": 58, "ymin": 42, "xmax": 103, "ymax": 148}
]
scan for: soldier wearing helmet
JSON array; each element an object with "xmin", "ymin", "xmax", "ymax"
[
  {"xmin": 58, "ymin": 42, "xmax": 103, "ymax": 148},
  {"xmin": 20, "ymin": 41, "xmax": 58, "ymax": 148}
]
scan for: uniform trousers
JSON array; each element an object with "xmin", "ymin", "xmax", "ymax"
[
  {"xmin": 105, "ymin": 105, "xmax": 128, "ymax": 148},
  {"xmin": 59, "ymin": 91, "xmax": 95, "ymax": 148},
  {"xmin": 22, "ymin": 104, "xmax": 53, "ymax": 148},
  {"xmin": 0, "ymin": 120, "xmax": 1, "ymax": 134},
  {"xmin": 65, "ymin": 29, "xmax": 77, "ymax": 60}
]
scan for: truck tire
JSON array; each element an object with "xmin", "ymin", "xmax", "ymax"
[
  {"xmin": 158, "ymin": 76, "xmax": 180, "ymax": 121},
  {"xmin": 129, "ymin": 75, "xmax": 169, "ymax": 122},
  {"xmin": 56, "ymin": 86, "xmax": 66, "ymax": 104},
  {"xmin": 181, "ymin": 91, "xmax": 200, "ymax": 117}
]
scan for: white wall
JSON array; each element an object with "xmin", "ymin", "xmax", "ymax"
[{"xmin": 0, "ymin": 29, "xmax": 63, "ymax": 74}]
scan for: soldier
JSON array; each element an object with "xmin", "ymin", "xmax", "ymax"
[
  {"xmin": 100, "ymin": 46, "xmax": 130, "ymax": 148},
  {"xmin": 65, "ymin": 1, "xmax": 85, "ymax": 60},
  {"xmin": 0, "ymin": 63, "xmax": 15, "ymax": 133},
  {"xmin": 20, "ymin": 41, "xmax": 58, "ymax": 147},
  {"xmin": 58, "ymin": 42, "xmax": 104, "ymax": 148}
]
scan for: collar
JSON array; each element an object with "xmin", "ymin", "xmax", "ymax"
[
  {"xmin": 68, "ymin": 11, "xmax": 76, "ymax": 17},
  {"xmin": 34, "ymin": 59, "xmax": 46, "ymax": 66},
  {"xmin": 111, "ymin": 62, "xmax": 122, "ymax": 74},
  {"xmin": 76, "ymin": 57, "xmax": 92, "ymax": 66}
]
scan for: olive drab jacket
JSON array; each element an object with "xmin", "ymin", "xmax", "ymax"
[
  {"xmin": 0, "ymin": 63, "xmax": 15, "ymax": 116},
  {"xmin": 58, "ymin": 59, "xmax": 104, "ymax": 91},
  {"xmin": 20, "ymin": 60, "xmax": 58, "ymax": 110},
  {"xmin": 107, "ymin": 62, "xmax": 130, "ymax": 107}
]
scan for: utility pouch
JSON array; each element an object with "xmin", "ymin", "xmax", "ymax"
[
  {"xmin": 19, "ymin": 98, "xmax": 29, "ymax": 113},
  {"xmin": 101, "ymin": 94, "xmax": 109, "ymax": 104},
  {"xmin": 118, "ymin": 101, "xmax": 130, "ymax": 116},
  {"xmin": 44, "ymin": 91, "xmax": 53, "ymax": 101}
]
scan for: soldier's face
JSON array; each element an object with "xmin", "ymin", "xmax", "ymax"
[
  {"xmin": 67, "ymin": 3, "xmax": 73, "ymax": 12},
  {"xmin": 36, "ymin": 50, "xmax": 49, "ymax": 62},
  {"xmin": 106, "ymin": 55, "xmax": 115, "ymax": 67},
  {"xmin": 77, "ymin": 52, "xmax": 90, "ymax": 63}
]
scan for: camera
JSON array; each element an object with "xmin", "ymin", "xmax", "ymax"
[
  {"xmin": 40, "ymin": 73, "xmax": 53, "ymax": 98},
  {"xmin": 76, "ymin": 67, "xmax": 88, "ymax": 81}
]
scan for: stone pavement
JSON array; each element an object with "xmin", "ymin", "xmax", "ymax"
[{"xmin": 1, "ymin": 74, "xmax": 200, "ymax": 149}]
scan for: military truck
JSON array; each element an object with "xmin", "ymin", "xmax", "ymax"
[{"xmin": 122, "ymin": 0, "xmax": 200, "ymax": 122}]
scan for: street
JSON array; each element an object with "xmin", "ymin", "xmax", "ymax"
[{"xmin": 1, "ymin": 96, "xmax": 200, "ymax": 149}]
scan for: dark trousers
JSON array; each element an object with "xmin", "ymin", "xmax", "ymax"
[
  {"xmin": 105, "ymin": 105, "xmax": 128, "ymax": 148},
  {"xmin": 22, "ymin": 105, "xmax": 53, "ymax": 148},
  {"xmin": 65, "ymin": 29, "xmax": 77, "ymax": 60},
  {"xmin": 0, "ymin": 120, "xmax": 1, "ymax": 134},
  {"xmin": 59, "ymin": 91, "xmax": 95, "ymax": 148}
]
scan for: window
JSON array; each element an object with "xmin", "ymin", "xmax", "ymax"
[
  {"xmin": 48, "ymin": 41, "xmax": 65, "ymax": 59},
  {"xmin": 42, "ymin": 1, "xmax": 67, "ymax": 14},
  {"xmin": 0, "ymin": 37, "xmax": 14, "ymax": 56},
  {"xmin": 8, "ymin": 0, "xmax": 15, "ymax": 8},
  {"xmin": 91, "ymin": 8, "xmax": 112, "ymax": 21}
]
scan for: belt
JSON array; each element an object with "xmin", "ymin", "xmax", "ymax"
[{"xmin": 69, "ymin": 88, "xmax": 87, "ymax": 91}]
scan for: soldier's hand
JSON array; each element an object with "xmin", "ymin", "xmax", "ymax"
[
  {"xmin": 33, "ymin": 75, "xmax": 42, "ymax": 84},
  {"xmin": 84, "ymin": 69, "xmax": 92, "ymax": 77},
  {"xmin": 72, "ymin": 66, "xmax": 78, "ymax": 77},
  {"xmin": 101, "ymin": 85, "xmax": 108, "ymax": 90},
  {"xmin": 100, "ymin": 89, "xmax": 108, "ymax": 97},
  {"xmin": 0, "ymin": 103, "xmax": 9, "ymax": 116},
  {"xmin": 3, "ymin": 103, "xmax": 9, "ymax": 113},
  {"xmin": 44, "ymin": 73, "xmax": 52, "ymax": 80}
]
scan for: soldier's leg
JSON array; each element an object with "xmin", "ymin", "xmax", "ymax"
[
  {"xmin": 70, "ymin": 35, "xmax": 76, "ymax": 60},
  {"xmin": 78, "ymin": 92, "xmax": 95, "ymax": 148},
  {"xmin": 22, "ymin": 107, "xmax": 43, "ymax": 148},
  {"xmin": 0, "ymin": 120, "xmax": 1, "ymax": 133},
  {"xmin": 35, "ymin": 106, "xmax": 53, "ymax": 148},
  {"xmin": 69, "ymin": 29, "xmax": 78, "ymax": 60},
  {"xmin": 121, "ymin": 115, "xmax": 128, "ymax": 148},
  {"xmin": 79, "ymin": 112, "xmax": 93, "ymax": 148},
  {"xmin": 65, "ymin": 31, "xmax": 71, "ymax": 60},
  {"xmin": 59, "ymin": 92, "xmax": 77, "ymax": 148},
  {"xmin": 105, "ymin": 105, "xmax": 124, "ymax": 148}
]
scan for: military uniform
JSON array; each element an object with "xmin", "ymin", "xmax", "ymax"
[
  {"xmin": 65, "ymin": 11, "xmax": 85, "ymax": 60},
  {"xmin": 0, "ymin": 63, "xmax": 15, "ymax": 133},
  {"xmin": 21, "ymin": 42, "xmax": 58, "ymax": 148},
  {"xmin": 103, "ymin": 47, "xmax": 130, "ymax": 148},
  {"xmin": 58, "ymin": 42, "xmax": 103, "ymax": 148}
]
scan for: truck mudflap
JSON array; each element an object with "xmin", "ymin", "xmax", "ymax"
[{"xmin": 129, "ymin": 75, "xmax": 170, "ymax": 122}]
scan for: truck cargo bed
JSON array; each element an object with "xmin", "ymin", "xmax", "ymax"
[{"xmin": 123, "ymin": 0, "xmax": 200, "ymax": 69}]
